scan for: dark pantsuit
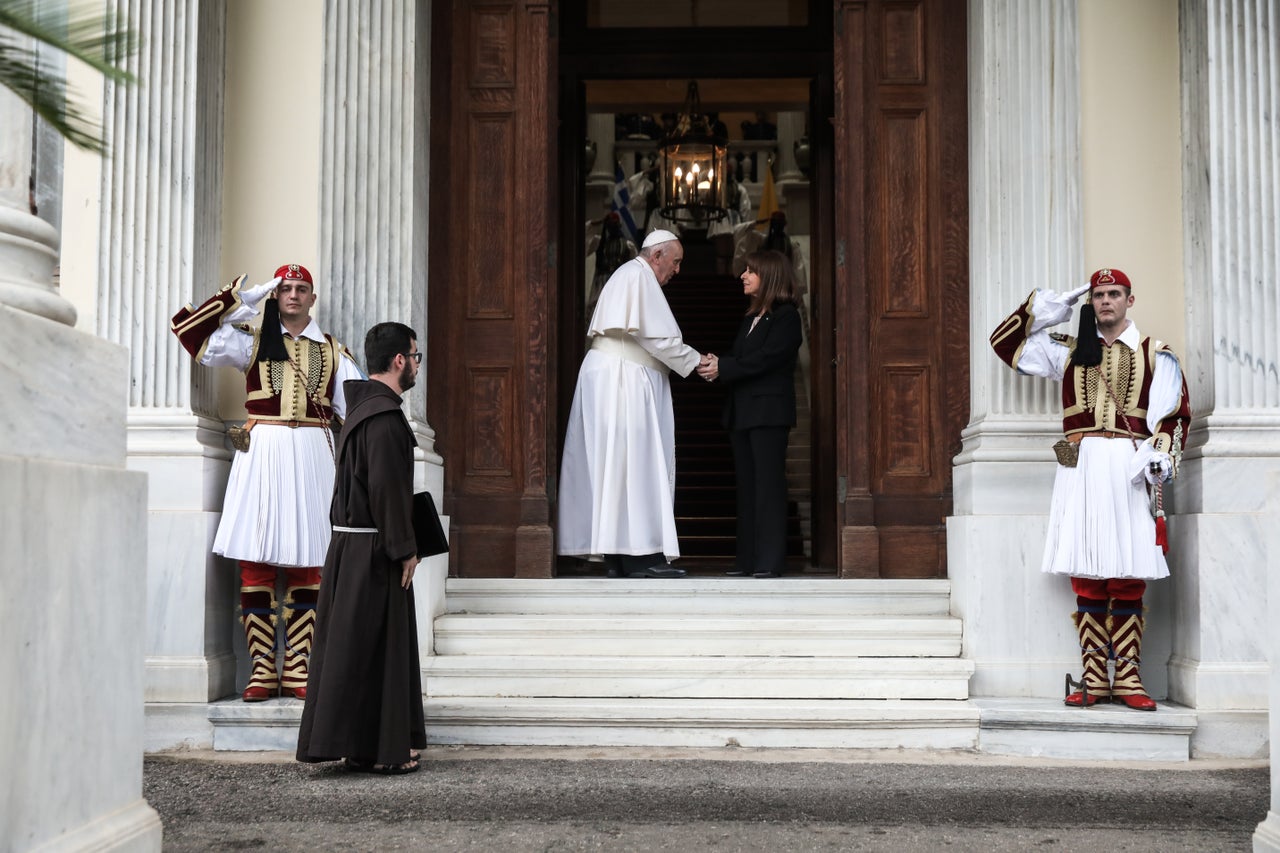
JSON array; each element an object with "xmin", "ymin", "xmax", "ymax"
[
  {"xmin": 717, "ymin": 299, "xmax": 804, "ymax": 577},
  {"xmin": 730, "ymin": 426, "xmax": 790, "ymax": 575}
]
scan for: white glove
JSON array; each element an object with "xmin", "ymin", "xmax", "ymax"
[
  {"xmin": 1065, "ymin": 283, "xmax": 1091, "ymax": 303},
  {"xmin": 240, "ymin": 275, "xmax": 282, "ymax": 308},
  {"xmin": 1144, "ymin": 451, "xmax": 1173, "ymax": 485}
]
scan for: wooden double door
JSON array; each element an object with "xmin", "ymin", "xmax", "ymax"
[{"xmin": 427, "ymin": 0, "xmax": 969, "ymax": 578}]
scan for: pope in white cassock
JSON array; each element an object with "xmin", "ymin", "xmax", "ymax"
[{"xmin": 558, "ymin": 230, "xmax": 706, "ymax": 578}]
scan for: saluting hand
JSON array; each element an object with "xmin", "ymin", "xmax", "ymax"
[{"xmin": 242, "ymin": 275, "xmax": 283, "ymax": 307}]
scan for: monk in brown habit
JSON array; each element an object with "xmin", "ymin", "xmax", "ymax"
[{"xmin": 296, "ymin": 322, "xmax": 426, "ymax": 774}]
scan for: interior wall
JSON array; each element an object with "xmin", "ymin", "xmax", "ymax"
[
  {"xmin": 219, "ymin": 0, "xmax": 325, "ymax": 418},
  {"xmin": 1079, "ymin": 0, "xmax": 1184, "ymax": 355}
]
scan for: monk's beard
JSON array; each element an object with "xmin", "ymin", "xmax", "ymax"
[{"xmin": 400, "ymin": 361, "xmax": 416, "ymax": 391}]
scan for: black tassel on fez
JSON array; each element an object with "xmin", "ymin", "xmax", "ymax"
[
  {"xmin": 256, "ymin": 297, "xmax": 290, "ymax": 364},
  {"xmin": 1070, "ymin": 302, "xmax": 1102, "ymax": 368}
]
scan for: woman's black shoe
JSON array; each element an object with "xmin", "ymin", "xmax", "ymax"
[
  {"xmin": 753, "ymin": 570, "xmax": 782, "ymax": 578},
  {"xmin": 725, "ymin": 569, "xmax": 751, "ymax": 577}
]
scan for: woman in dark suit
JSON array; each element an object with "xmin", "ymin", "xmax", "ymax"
[{"xmin": 698, "ymin": 250, "xmax": 803, "ymax": 578}]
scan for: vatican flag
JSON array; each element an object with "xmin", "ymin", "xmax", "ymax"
[{"xmin": 755, "ymin": 158, "xmax": 779, "ymax": 231}]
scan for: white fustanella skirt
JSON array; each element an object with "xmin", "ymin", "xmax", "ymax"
[{"xmin": 1041, "ymin": 436, "xmax": 1168, "ymax": 580}]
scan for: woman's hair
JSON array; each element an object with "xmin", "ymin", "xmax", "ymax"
[{"xmin": 743, "ymin": 250, "xmax": 797, "ymax": 315}]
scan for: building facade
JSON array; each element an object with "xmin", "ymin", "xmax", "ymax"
[{"xmin": 2, "ymin": 1, "xmax": 1277, "ymax": 849}]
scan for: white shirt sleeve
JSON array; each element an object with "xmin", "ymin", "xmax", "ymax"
[
  {"xmin": 199, "ymin": 324, "xmax": 255, "ymax": 370},
  {"xmin": 330, "ymin": 352, "xmax": 365, "ymax": 420},
  {"xmin": 195, "ymin": 286, "xmax": 269, "ymax": 371},
  {"xmin": 1146, "ymin": 350, "xmax": 1183, "ymax": 432}
]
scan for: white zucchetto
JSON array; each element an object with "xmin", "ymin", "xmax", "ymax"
[{"xmin": 641, "ymin": 229, "xmax": 679, "ymax": 249}]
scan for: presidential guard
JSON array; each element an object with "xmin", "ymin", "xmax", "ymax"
[
  {"xmin": 171, "ymin": 264, "xmax": 363, "ymax": 700},
  {"xmin": 990, "ymin": 268, "xmax": 1191, "ymax": 709}
]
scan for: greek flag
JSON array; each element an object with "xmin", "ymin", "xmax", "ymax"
[{"xmin": 610, "ymin": 162, "xmax": 639, "ymax": 245}]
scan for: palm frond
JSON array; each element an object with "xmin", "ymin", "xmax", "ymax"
[{"xmin": 0, "ymin": 0, "xmax": 138, "ymax": 154}]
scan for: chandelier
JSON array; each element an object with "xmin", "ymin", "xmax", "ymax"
[{"xmin": 658, "ymin": 81, "xmax": 729, "ymax": 225}]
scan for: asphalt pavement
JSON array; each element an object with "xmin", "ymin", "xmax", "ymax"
[{"xmin": 145, "ymin": 746, "xmax": 1269, "ymax": 851}]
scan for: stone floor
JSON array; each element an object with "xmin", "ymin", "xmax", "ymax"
[{"xmin": 145, "ymin": 746, "xmax": 1269, "ymax": 851}]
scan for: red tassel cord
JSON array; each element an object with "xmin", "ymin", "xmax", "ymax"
[{"xmin": 1154, "ymin": 484, "xmax": 1168, "ymax": 554}]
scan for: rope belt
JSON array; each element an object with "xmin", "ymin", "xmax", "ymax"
[
  {"xmin": 590, "ymin": 334, "xmax": 667, "ymax": 374},
  {"xmin": 332, "ymin": 525, "xmax": 378, "ymax": 534}
]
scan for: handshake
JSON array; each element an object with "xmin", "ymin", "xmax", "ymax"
[{"xmin": 696, "ymin": 352, "xmax": 719, "ymax": 383}]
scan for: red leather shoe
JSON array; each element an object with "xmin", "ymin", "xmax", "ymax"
[
  {"xmin": 1064, "ymin": 691, "xmax": 1108, "ymax": 707},
  {"xmin": 1115, "ymin": 693, "xmax": 1157, "ymax": 711},
  {"xmin": 285, "ymin": 685, "xmax": 306, "ymax": 700},
  {"xmin": 242, "ymin": 685, "xmax": 275, "ymax": 702}
]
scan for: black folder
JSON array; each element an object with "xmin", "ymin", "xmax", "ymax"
[{"xmin": 413, "ymin": 491, "xmax": 449, "ymax": 558}]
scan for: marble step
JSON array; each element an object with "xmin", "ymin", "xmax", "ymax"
[
  {"xmin": 433, "ymin": 614, "xmax": 963, "ymax": 657},
  {"xmin": 424, "ymin": 697, "xmax": 981, "ymax": 750},
  {"xmin": 422, "ymin": 655, "xmax": 975, "ymax": 700},
  {"xmin": 208, "ymin": 697, "xmax": 303, "ymax": 752},
  {"xmin": 201, "ymin": 697, "xmax": 1197, "ymax": 760},
  {"xmin": 973, "ymin": 698, "xmax": 1196, "ymax": 762},
  {"xmin": 444, "ymin": 578, "xmax": 953, "ymax": 617}
]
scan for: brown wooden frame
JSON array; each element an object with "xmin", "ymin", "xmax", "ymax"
[{"xmin": 429, "ymin": 0, "xmax": 968, "ymax": 579}]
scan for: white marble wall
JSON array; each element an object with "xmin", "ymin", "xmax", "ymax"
[
  {"xmin": 320, "ymin": 0, "xmax": 447, "ymax": 659},
  {"xmin": 0, "ymin": 69, "xmax": 161, "ymax": 852},
  {"xmin": 98, "ymin": 0, "xmax": 234, "ymax": 724},
  {"xmin": 950, "ymin": 0, "xmax": 1132, "ymax": 699}
]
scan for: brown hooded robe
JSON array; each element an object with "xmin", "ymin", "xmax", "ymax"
[{"xmin": 296, "ymin": 378, "xmax": 426, "ymax": 765}]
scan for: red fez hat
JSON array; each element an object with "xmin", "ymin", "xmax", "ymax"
[
  {"xmin": 1090, "ymin": 268, "xmax": 1131, "ymax": 290},
  {"xmin": 273, "ymin": 263, "xmax": 313, "ymax": 285}
]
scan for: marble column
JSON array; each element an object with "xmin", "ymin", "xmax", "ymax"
[
  {"xmin": 774, "ymin": 110, "xmax": 805, "ymax": 182},
  {"xmin": 97, "ymin": 0, "xmax": 235, "ymax": 742},
  {"xmin": 774, "ymin": 111, "xmax": 809, "ymax": 234},
  {"xmin": 586, "ymin": 112, "xmax": 616, "ymax": 185},
  {"xmin": 948, "ymin": 0, "xmax": 1140, "ymax": 698},
  {"xmin": 584, "ymin": 113, "xmax": 616, "ymax": 225},
  {"xmin": 1177, "ymin": 0, "xmax": 1276, "ymax": 770},
  {"xmin": 0, "ymin": 36, "xmax": 161, "ymax": 853},
  {"xmin": 319, "ymin": 0, "xmax": 449, "ymax": 655}
]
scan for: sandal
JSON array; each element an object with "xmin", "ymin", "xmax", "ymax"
[{"xmin": 343, "ymin": 757, "xmax": 420, "ymax": 775}]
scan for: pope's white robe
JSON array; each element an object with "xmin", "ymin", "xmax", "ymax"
[{"xmin": 558, "ymin": 256, "xmax": 701, "ymax": 560}]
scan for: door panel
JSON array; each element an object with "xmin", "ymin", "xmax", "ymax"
[
  {"xmin": 833, "ymin": 0, "xmax": 968, "ymax": 577},
  {"xmin": 428, "ymin": 0, "xmax": 555, "ymax": 577}
]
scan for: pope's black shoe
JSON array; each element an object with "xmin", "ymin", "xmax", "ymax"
[{"xmin": 628, "ymin": 563, "xmax": 687, "ymax": 579}]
